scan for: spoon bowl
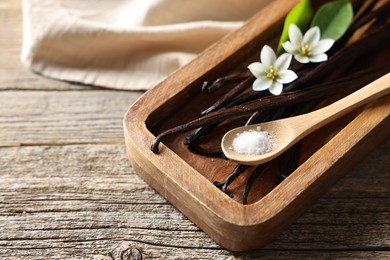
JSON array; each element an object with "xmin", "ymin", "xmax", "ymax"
[
  {"xmin": 222, "ymin": 74, "xmax": 390, "ymax": 165},
  {"xmin": 222, "ymin": 114, "xmax": 310, "ymax": 165}
]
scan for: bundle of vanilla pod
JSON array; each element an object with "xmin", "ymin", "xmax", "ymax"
[{"xmin": 151, "ymin": 0, "xmax": 389, "ymax": 203}]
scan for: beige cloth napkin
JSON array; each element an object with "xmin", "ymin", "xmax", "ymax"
[{"xmin": 22, "ymin": 0, "xmax": 272, "ymax": 90}]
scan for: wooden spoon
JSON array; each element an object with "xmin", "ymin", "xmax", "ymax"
[{"xmin": 221, "ymin": 74, "xmax": 390, "ymax": 165}]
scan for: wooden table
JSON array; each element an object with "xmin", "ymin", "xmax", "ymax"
[{"xmin": 1, "ymin": 1, "xmax": 389, "ymax": 259}]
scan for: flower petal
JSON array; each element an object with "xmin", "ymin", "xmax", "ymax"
[
  {"xmin": 248, "ymin": 62, "xmax": 266, "ymax": 78},
  {"xmin": 312, "ymin": 39, "xmax": 335, "ymax": 55},
  {"xmin": 294, "ymin": 54, "xmax": 309, "ymax": 63},
  {"xmin": 282, "ymin": 41, "xmax": 296, "ymax": 54},
  {"xmin": 310, "ymin": 53, "xmax": 328, "ymax": 63},
  {"xmin": 303, "ymin": 26, "xmax": 320, "ymax": 46},
  {"xmin": 269, "ymin": 82, "xmax": 283, "ymax": 95},
  {"xmin": 274, "ymin": 53, "xmax": 292, "ymax": 71},
  {"xmin": 260, "ymin": 45, "xmax": 276, "ymax": 66},
  {"xmin": 277, "ymin": 70, "xmax": 298, "ymax": 84},
  {"xmin": 288, "ymin": 24, "xmax": 302, "ymax": 45},
  {"xmin": 252, "ymin": 77, "xmax": 273, "ymax": 91}
]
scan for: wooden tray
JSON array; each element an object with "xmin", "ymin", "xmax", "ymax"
[{"xmin": 123, "ymin": 0, "xmax": 390, "ymax": 251}]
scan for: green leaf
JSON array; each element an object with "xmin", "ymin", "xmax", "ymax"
[
  {"xmin": 311, "ymin": 0, "xmax": 353, "ymax": 40},
  {"xmin": 277, "ymin": 0, "xmax": 313, "ymax": 54}
]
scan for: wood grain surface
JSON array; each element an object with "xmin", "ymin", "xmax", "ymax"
[{"xmin": 0, "ymin": 1, "xmax": 389, "ymax": 259}]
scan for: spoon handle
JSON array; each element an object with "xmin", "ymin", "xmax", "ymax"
[{"xmin": 292, "ymin": 73, "xmax": 390, "ymax": 135}]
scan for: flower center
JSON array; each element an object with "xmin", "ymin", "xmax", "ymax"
[
  {"xmin": 266, "ymin": 67, "xmax": 278, "ymax": 80},
  {"xmin": 299, "ymin": 42, "xmax": 312, "ymax": 57}
]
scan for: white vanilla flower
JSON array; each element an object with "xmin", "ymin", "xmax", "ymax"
[
  {"xmin": 282, "ymin": 24, "xmax": 335, "ymax": 63},
  {"xmin": 248, "ymin": 45, "xmax": 297, "ymax": 95}
]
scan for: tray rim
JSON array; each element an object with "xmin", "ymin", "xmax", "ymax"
[{"xmin": 123, "ymin": 0, "xmax": 390, "ymax": 251}]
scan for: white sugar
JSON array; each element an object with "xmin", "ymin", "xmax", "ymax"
[{"xmin": 231, "ymin": 127, "xmax": 272, "ymax": 155}]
